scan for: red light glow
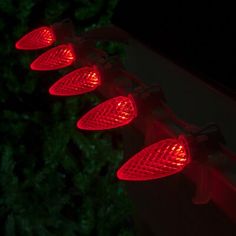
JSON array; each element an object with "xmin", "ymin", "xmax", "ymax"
[
  {"xmin": 15, "ymin": 26, "xmax": 55, "ymax": 50},
  {"xmin": 117, "ymin": 135, "xmax": 191, "ymax": 181},
  {"xmin": 77, "ymin": 95, "xmax": 137, "ymax": 130},
  {"xmin": 49, "ymin": 66, "xmax": 101, "ymax": 96},
  {"xmin": 30, "ymin": 44, "xmax": 76, "ymax": 71}
]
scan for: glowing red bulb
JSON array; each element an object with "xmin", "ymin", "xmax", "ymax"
[
  {"xmin": 77, "ymin": 95, "xmax": 137, "ymax": 130},
  {"xmin": 15, "ymin": 26, "xmax": 56, "ymax": 50},
  {"xmin": 117, "ymin": 135, "xmax": 191, "ymax": 181},
  {"xmin": 30, "ymin": 44, "xmax": 76, "ymax": 71},
  {"xmin": 49, "ymin": 66, "xmax": 101, "ymax": 96}
]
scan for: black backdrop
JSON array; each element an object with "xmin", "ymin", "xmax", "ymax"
[{"xmin": 112, "ymin": 1, "xmax": 235, "ymax": 96}]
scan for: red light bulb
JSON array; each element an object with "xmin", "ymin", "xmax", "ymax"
[
  {"xmin": 30, "ymin": 44, "xmax": 76, "ymax": 71},
  {"xmin": 77, "ymin": 95, "xmax": 137, "ymax": 130},
  {"xmin": 15, "ymin": 26, "xmax": 56, "ymax": 50},
  {"xmin": 117, "ymin": 135, "xmax": 191, "ymax": 181},
  {"xmin": 49, "ymin": 66, "xmax": 101, "ymax": 96}
]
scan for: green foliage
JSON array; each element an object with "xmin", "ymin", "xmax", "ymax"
[{"xmin": 0, "ymin": 0, "xmax": 135, "ymax": 235}]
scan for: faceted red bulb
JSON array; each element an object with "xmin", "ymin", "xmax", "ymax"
[
  {"xmin": 117, "ymin": 135, "xmax": 191, "ymax": 181},
  {"xmin": 15, "ymin": 26, "xmax": 56, "ymax": 50},
  {"xmin": 49, "ymin": 66, "xmax": 101, "ymax": 96},
  {"xmin": 30, "ymin": 44, "xmax": 76, "ymax": 71},
  {"xmin": 77, "ymin": 95, "xmax": 137, "ymax": 130}
]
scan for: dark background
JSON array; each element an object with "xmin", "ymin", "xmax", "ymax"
[{"xmin": 112, "ymin": 1, "xmax": 235, "ymax": 96}]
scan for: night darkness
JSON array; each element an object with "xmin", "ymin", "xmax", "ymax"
[{"xmin": 112, "ymin": 1, "xmax": 236, "ymax": 96}]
